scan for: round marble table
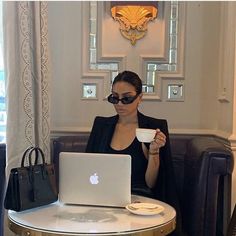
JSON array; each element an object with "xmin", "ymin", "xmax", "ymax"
[{"xmin": 8, "ymin": 195, "xmax": 176, "ymax": 236}]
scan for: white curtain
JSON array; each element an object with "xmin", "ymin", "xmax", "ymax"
[{"xmin": 3, "ymin": 1, "xmax": 51, "ymax": 173}]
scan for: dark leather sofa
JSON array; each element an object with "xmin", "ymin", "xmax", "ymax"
[
  {"xmin": 52, "ymin": 134, "xmax": 234, "ymax": 236},
  {"xmin": 0, "ymin": 143, "xmax": 6, "ymax": 236}
]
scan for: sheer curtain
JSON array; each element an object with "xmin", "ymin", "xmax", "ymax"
[{"xmin": 3, "ymin": 2, "xmax": 51, "ymax": 173}]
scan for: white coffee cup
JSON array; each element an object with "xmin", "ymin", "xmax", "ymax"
[{"xmin": 136, "ymin": 128, "xmax": 156, "ymax": 143}]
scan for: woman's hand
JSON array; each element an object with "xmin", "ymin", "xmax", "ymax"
[
  {"xmin": 145, "ymin": 129, "xmax": 166, "ymax": 188},
  {"xmin": 149, "ymin": 129, "xmax": 166, "ymax": 153}
]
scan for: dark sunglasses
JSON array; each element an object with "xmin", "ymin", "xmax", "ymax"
[{"xmin": 107, "ymin": 93, "xmax": 140, "ymax": 105}]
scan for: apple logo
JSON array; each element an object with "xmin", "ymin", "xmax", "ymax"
[{"xmin": 89, "ymin": 173, "xmax": 99, "ymax": 185}]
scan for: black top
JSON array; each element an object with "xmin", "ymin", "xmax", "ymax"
[{"xmin": 107, "ymin": 137, "xmax": 147, "ymax": 188}]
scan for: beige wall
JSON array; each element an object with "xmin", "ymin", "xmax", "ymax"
[
  {"xmin": 47, "ymin": 1, "xmax": 236, "ymax": 208},
  {"xmin": 48, "ymin": 2, "xmax": 223, "ymax": 133}
]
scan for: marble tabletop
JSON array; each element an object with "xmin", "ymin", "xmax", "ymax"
[{"xmin": 8, "ymin": 195, "xmax": 176, "ymax": 236}]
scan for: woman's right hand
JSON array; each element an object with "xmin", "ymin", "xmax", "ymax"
[{"xmin": 149, "ymin": 129, "xmax": 166, "ymax": 154}]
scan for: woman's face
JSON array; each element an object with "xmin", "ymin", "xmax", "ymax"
[{"xmin": 111, "ymin": 81, "xmax": 142, "ymax": 117}]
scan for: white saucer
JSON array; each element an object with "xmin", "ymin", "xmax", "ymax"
[{"xmin": 126, "ymin": 203, "xmax": 164, "ymax": 216}]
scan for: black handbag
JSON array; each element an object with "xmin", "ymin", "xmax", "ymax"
[{"xmin": 4, "ymin": 146, "xmax": 58, "ymax": 212}]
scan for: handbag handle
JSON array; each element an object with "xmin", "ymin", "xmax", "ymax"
[
  {"xmin": 21, "ymin": 146, "xmax": 46, "ymax": 167},
  {"xmin": 21, "ymin": 146, "xmax": 35, "ymax": 167},
  {"xmin": 28, "ymin": 147, "xmax": 46, "ymax": 166}
]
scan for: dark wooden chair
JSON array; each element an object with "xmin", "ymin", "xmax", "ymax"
[{"xmin": 227, "ymin": 204, "xmax": 236, "ymax": 236}]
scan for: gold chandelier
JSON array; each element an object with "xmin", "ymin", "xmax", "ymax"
[{"xmin": 111, "ymin": 1, "xmax": 158, "ymax": 45}]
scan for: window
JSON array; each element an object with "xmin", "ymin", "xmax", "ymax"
[{"xmin": 0, "ymin": 1, "xmax": 6, "ymax": 143}]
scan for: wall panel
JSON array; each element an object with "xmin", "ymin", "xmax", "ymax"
[{"xmin": 48, "ymin": 1, "xmax": 222, "ymax": 135}]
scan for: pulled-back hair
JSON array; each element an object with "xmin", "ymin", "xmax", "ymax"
[{"xmin": 112, "ymin": 71, "xmax": 142, "ymax": 95}]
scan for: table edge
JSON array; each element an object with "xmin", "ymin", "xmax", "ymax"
[{"xmin": 8, "ymin": 216, "xmax": 176, "ymax": 236}]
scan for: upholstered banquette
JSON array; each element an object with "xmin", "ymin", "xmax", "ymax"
[{"xmin": 52, "ymin": 133, "xmax": 234, "ymax": 236}]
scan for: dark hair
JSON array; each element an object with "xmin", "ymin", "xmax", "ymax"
[{"xmin": 112, "ymin": 71, "xmax": 142, "ymax": 95}]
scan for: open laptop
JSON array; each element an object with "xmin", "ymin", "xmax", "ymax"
[{"xmin": 59, "ymin": 152, "xmax": 131, "ymax": 207}]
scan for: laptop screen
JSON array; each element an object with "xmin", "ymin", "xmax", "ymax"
[{"xmin": 59, "ymin": 152, "xmax": 131, "ymax": 207}]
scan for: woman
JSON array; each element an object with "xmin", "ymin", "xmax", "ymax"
[{"xmin": 86, "ymin": 71, "xmax": 182, "ymax": 235}]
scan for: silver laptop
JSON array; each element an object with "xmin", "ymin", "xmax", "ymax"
[{"xmin": 59, "ymin": 152, "xmax": 131, "ymax": 207}]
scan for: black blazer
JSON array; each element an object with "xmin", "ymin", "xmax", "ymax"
[
  {"xmin": 86, "ymin": 111, "xmax": 182, "ymax": 235},
  {"xmin": 87, "ymin": 112, "xmax": 176, "ymax": 200}
]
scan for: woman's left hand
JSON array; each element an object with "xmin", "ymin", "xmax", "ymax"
[{"xmin": 149, "ymin": 129, "xmax": 166, "ymax": 152}]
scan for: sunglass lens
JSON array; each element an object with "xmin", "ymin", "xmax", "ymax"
[
  {"xmin": 121, "ymin": 97, "xmax": 134, "ymax": 104},
  {"xmin": 108, "ymin": 95, "xmax": 119, "ymax": 104}
]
